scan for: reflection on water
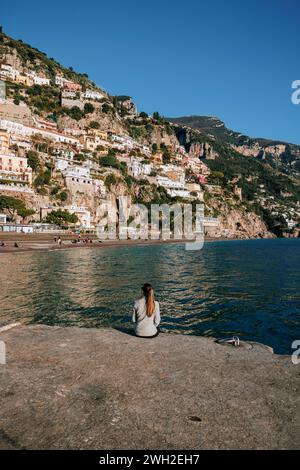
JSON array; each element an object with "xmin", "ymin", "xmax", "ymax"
[{"xmin": 0, "ymin": 238, "xmax": 300, "ymax": 353}]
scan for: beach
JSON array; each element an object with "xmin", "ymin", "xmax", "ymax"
[
  {"xmin": 0, "ymin": 232, "xmax": 231, "ymax": 253},
  {"xmin": 0, "ymin": 323, "xmax": 299, "ymax": 450}
]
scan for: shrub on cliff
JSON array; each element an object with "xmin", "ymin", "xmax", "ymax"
[{"xmin": 26, "ymin": 151, "xmax": 40, "ymax": 172}]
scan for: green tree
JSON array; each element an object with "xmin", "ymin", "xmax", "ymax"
[
  {"xmin": 152, "ymin": 143, "xmax": 158, "ymax": 153},
  {"xmin": 17, "ymin": 207, "xmax": 35, "ymax": 221},
  {"xmin": 104, "ymin": 173, "xmax": 118, "ymax": 189},
  {"xmin": 58, "ymin": 191, "xmax": 68, "ymax": 202},
  {"xmin": 162, "ymin": 148, "xmax": 171, "ymax": 164},
  {"xmin": 84, "ymin": 102, "xmax": 94, "ymax": 114},
  {"xmin": 89, "ymin": 121, "xmax": 100, "ymax": 129},
  {"xmin": 102, "ymin": 103, "xmax": 111, "ymax": 114},
  {"xmin": 99, "ymin": 154, "xmax": 121, "ymax": 170},
  {"xmin": 26, "ymin": 151, "xmax": 40, "ymax": 172},
  {"xmin": 73, "ymin": 153, "xmax": 86, "ymax": 162},
  {"xmin": 45, "ymin": 209, "xmax": 78, "ymax": 226},
  {"xmin": 68, "ymin": 106, "xmax": 84, "ymax": 121},
  {"xmin": 0, "ymin": 195, "xmax": 32, "ymax": 221},
  {"xmin": 107, "ymin": 147, "xmax": 116, "ymax": 158}
]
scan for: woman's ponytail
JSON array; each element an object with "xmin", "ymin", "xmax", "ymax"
[{"xmin": 142, "ymin": 283, "xmax": 155, "ymax": 317}]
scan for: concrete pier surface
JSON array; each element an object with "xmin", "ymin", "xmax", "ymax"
[{"xmin": 0, "ymin": 325, "xmax": 299, "ymax": 450}]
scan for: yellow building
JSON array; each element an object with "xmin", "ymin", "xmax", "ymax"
[
  {"xmin": 84, "ymin": 135, "xmax": 109, "ymax": 153},
  {"xmin": 151, "ymin": 151, "xmax": 163, "ymax": 164},
  {"xmin": 87, "ymin": 128, "xmax": 108, "ymax": 140},
  {"xmin": 0, "ymin": 154, "xmax": 32, "ymax": 185},
  {"xmin": 0, "ymin": 130, "xmax": 10, "ymax": 154},
  {"xmin": 15, "ymin": 74, "xmax": 33, "ymax": 86},
  {"xmin": 185, "ymin": 183, "xmax": 204, "ymax": 201}
]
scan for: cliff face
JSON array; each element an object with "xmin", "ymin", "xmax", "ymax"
[
  {"xmin": 206, "ymin": 207, "xmax": 273, "ymax": 239},
  {"xmin": 170, "ymin": 120, "xmax": 300, "ymax": 238}
]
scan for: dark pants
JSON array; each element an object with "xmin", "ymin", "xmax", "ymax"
[{"xmin": 135, "ymin": 327, "xmax": 160, "ymax": 339}]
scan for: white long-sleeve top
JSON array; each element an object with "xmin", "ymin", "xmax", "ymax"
[{"xmin": 132, "ymin": 297, "xmax": 160, "ymax": 337}]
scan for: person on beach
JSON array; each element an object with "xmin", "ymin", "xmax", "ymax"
[{"xmin": 133, "ymin": 283, "xmax": 160, "ymax": 338}]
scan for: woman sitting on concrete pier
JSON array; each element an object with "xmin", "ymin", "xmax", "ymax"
[{"xmin": 133, "ymin": 283, "xmax": 160, "ymax": 338}]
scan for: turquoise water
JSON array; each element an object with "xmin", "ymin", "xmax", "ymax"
[{"xmin": 0, "ymin": 238, "xmax": 300, "ymax": 354}]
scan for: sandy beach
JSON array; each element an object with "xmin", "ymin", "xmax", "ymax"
[{"xmin": 0, "ymin": 232, "xmax": 234, "ymax": 253}]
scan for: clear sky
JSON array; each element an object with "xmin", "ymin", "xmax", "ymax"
[{"xmin": 1, "ymin": 0, "xmax": 300, "ymax": 144}]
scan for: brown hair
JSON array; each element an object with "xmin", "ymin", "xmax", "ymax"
[{"xmin": 142, "ymin": 283, "xmax": 155, "ymax": 317}]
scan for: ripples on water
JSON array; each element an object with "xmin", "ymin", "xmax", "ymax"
[{"xmin": 0, "ymin": 238, "xmax": 300, "ymax": 354}]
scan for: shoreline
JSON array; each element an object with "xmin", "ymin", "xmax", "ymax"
[
  {"xmin": 0, "ymin": 233, "xmax": 281, "ymax": 254},
  {"xmin": 0, "ymin": 323, "xmax": 298, "ymax": 449}
]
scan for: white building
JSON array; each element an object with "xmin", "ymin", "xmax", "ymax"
[
  {"xmin": 55, "ymin": 76, "xmax": 67, "ymax": 87},
  {"xmin": 55, "ymin": 75, "xmax": 81, "ymax": 91},
  {"xmin": 55, "ymin": 158, "xmax": 70, "ymax": 172},
  {"xmin": 81, "ymin": 90, "xmax": 104, "ymax": 100},
  {"xmin": 287, "ymin": 219, "xmax": 297, "ymax": 229},
  {"xmin": 156, "ymin": 175, "xmax": 191, "ymax": 198},
  {"xmin": 0, "ymin": 64, "xmax": 19, "ymax": 81},
  {"xmin": 157, "ymin": 176, "xmax": 185, "ymax": 189},
  {"xmin": 26, "ymin": 72, "xmax": 50, "ymax": 86},
  {"xmin": 142, "ymin": 145, "xmax": 151, "ymax": 156},
  {"xmin": 127, "ymin": 158, "xmax": 152, "ymax": 177},
  {"xmin": 111, "ymin": 134, "xmax": 134, "ymax": 148},
  {"xmin": 63, "ymin": 165, "xmax": 90, "ymax": 179},
  {"xmin": 167, "ymin": 188, "xmax": 191, "ymax": 198},
  {"xmin": 64, "ymin": 205, "xmax": 92, "ymax": 228},
  {"xmin": 0, "ymin": 119, "xmax": 80, "ymax": 147},
  {"xmin": 52, "ymin": 148, "xmax": 75, "ymax": 160},
  {"xmin": 0, "ymin": 213, "xmax": 7, "ymax": 223}
]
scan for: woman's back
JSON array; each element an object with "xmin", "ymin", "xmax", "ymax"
[{"xmin": 133, "ymin": 297, "xmax": 160, "ymax": 337}]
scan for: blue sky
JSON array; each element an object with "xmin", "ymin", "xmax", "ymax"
[{"xmin": 1, "ymin": 0, "xmax": 300, "ymax": 144}]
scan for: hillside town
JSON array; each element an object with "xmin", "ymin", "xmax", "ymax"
[
  {"xmin": 0, "ymin": 30, "xmax": 299, "ymax": 240},
  {"xmin": 0, "ymin": 59, "xmax": 219, "ymax": 236}
]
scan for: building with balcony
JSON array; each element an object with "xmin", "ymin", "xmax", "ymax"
[
  {"xmin": 0, "ymin": 129, "xmax": 10, "ymax": 154},
  {"xmin": 26, "ymin": 72, "xmax": 50, "ymax": 86},
  {"xmin": 64, "ymin": 205, "xmax": 92, "ymax": 228},
  {"xmin": 127, "ymin": 158, "xmax": 152, "ymax": 177},
  {"xmin": 55, "ymin": 76, "xmax": 82, "ymax": 92},
  {"xmin": 0, "ymin": 153, "xmax": 33, "ymax": 185},
  {"xmin": 82, "ymin": 90, "xmax": 104, "ymax": 100}
]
